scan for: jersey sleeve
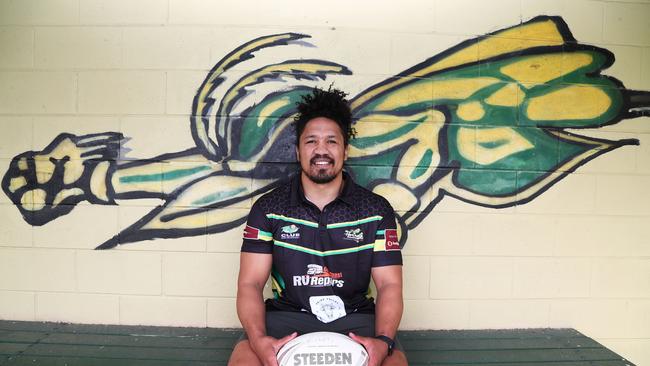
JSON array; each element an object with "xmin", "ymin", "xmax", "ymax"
[
  {"xmin": 371, "ymin": 202, "xmax": 403, "ymax": 267},
  {"xmin": 241, "ymin": 198, "xmax": 274, "ymax": 254}
]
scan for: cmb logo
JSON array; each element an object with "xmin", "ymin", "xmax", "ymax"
[{"xmin": 281, "ymin": 224, "xmax": 300, "ymax": 239}]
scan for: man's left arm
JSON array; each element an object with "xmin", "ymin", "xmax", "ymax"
[
  {"xmin": 349, "ymin": 265, "xmax": 403, "ymax": 365},
  {"xmin": 372, "ymin": 265, "xmax": 403, "ymax": 339}
]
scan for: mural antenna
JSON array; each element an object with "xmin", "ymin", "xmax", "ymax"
[{"xmin": 626, "ymin": 90, "xmax": 650, "ymax": 118}]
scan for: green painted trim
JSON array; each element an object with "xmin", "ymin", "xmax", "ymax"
[
  {"xmin": 266, "ymin": 214, "xmax": 319, "ymax": 228},
  {"xmin": 191, "ymin": 187, "xmax": 247, "ymax": 205},
  {"xmin": 410, "ymin": 149, "xmax": 433, "ymax": 179},
  {"xmin": 326, "ymin": 215, "xmax": 383, "ymax": 229},
  {"xmin": 119, "ymin": 165, "xmax": 211, "ymax": 184},
  {"xmin": 273, "ymin": 240, "xmax": 374, "ymax": 256}
]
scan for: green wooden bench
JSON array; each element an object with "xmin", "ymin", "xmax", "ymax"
[{"xmin": 0, "ymin": 320, "xmax": 635, "ymax": 365}]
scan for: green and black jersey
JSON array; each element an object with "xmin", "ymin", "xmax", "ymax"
[{"xmin": 241, "ymin": 172, "xmax": 402, "ymax": 322}]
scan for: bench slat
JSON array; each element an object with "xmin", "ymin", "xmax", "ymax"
[{"xmin": 0, "ymin": 321, "xmax": 634, "ymax": 366}]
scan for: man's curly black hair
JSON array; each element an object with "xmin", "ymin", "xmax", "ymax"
[{"xmin": 294, "ymin": 86, "xmax": 354, "ymax": 145}]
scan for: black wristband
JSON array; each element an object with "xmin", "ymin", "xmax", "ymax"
[{"xmin": 374, "ymin": 335, "xmax": 395, "ymax": 356}]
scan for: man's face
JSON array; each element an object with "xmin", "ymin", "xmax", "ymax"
[{"xmin": 297, "ymin": 117, "xmax": 348, "ymax": 184}]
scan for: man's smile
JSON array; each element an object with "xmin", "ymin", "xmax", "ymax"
[{"xmin": 311, "ymin": 157, "xmax": 334, "ymax": 166}]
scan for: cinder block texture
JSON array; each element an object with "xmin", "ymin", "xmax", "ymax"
[
  {"xmin": 119, "ymin": 295, "xmax": 206, "ymax": 327},
  {"xmin": 435, "ymin": 0, "xmax": 521, "ymax": 36},
  {"xmin": 429, "ymin": 257, "xmax": 513, "ymax": 299},
  {"xmin": 0, "ymin": 249, "xmax": 75, "ymax": 291},
  {"xmin": 35, "ymin": 27, "xmax": 122, "ymax": 69},
  {"xmin": 76, "ymin": 251, "xmax": 161, "ymax": 295},
  {"xmin": 123, "ymin": 27, "xmax": 212, "ymax": 69},
  {"xmin": 0, "ymin": 117, "xmax": 31, "ymax": 159},
  {"xmin": 402, "ymin": 300, "xmax": 470, "ymax": 330},
  {"xmin": 207, "ymin": 298, "xmax": 239, "ymax": 328},
  {"xmin": 0, "ymin": 72, "xmax": 77, "ymax": 114},
  {"xmin": 79, "ymin": 0, "xmax": 168, "ymax": 25},
  {"xmin": 550, "ymin": 300, "xmax": 629, "ymax": 339},
  {"xmin": 33, "ymin": 205, "xmax": 118, "ymax": 249},
  {"xmin": 36, "ymin": 292, "xmax": 119, "ymax": 324},
  {"xmin": 0, "ymin": 1, "xmax": 648, "ymax": 365},
  {"xmin": 162, "ymin": 252, "xmax": 238, "ymax": 297},
  {"xmin": 0, "ymin": 291, "xmax": 35, "ymax": 321},
  {"xmin": 512, "ymin": 258, "xmax": 591, "ymax": 298},
  {"xmin": 0, "ymin": 27, "xmax": 33, "ymax": 68},
  {"xmin": 0, "ymin": 204, "xmax": 33, "ymax": 247},
  {"xmin": 601, "ymin": 339, "xmax": 650, "ymax": 366},
  {"xmin": 603, "ymin": 2, "xmax": 650, "ymax": 46},
  {"xmin": 522, "ymin": 0, "xmax": 604, "ymax": 43},
  {"xmin": 169, "ymin": 0, "xmax": 436, "ymax": 31},
  {"xmin": 78, "ymin": 71, "xmax": 166, "ymax": 114},
  {"xmin": 469, "ymin": 300, "xmax": 550, "ymax": 329},
  {"xmin": 0, "ymin": 0, "xmax": 79, "ymax": 25}
]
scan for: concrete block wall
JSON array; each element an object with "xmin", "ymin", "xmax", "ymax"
[{"xmin": 0, "ymin": 0, "xmax": 649, "ymax": 364}]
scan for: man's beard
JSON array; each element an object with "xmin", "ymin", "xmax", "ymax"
[
  {"xmin": 304, "ymin": 168, "xmax": 337, "ymax": 184},
  {"xmin": 303, "ymin": 155, "xmax": 338, "ymax": 184}
]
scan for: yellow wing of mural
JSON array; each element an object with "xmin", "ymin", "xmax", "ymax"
[{"xmin": 346, "ymin": 16, "xmax": 642, "ymax": 230}]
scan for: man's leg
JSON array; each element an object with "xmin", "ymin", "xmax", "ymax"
[
  {"xmin": 327, "ymin": 313, "xmax": 408, "ymax": 365},
  {"xmin": 382, "ymin": 350, "xmax": 408, "ymax": 366},
  {"xmin": 229, "ymin": 311, "xmax": 309, "ymax": 366},
  {"xmin": 228, "ymin": 340, "xmax": 262, "ymax": 366}
]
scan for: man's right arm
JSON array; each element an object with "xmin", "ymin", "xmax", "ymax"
[
  {"xmin": 237, "ymin": 252, "xmax": 272, "ymax": 341},
  {"xmin": 237, "ymin": 252, "xmax": 296, "ymax": 365}
]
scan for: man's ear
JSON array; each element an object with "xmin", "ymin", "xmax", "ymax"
[{"xmin": 295, "ymin": 145, "xmax": 300, "ymax": 162}]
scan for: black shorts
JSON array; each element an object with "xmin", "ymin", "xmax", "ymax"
[{"xmin": 238, "ymin": 311, "xmax": 404, "ymax": 352}]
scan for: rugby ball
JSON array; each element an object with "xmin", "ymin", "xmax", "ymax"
[{"xmin": 276, "ymin": 332, "xmax": 369, "ymax": 366}]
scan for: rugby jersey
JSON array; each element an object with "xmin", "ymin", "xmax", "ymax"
[{"xmin": 241, "ymin": 172, "xmax": 402, "ymax": 319}]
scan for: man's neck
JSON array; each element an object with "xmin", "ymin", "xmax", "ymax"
[{"xmin": 300, "ymin": 173, "xmax": 344, "ymax": 211}]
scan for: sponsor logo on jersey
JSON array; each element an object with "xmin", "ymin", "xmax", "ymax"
[
  {"xmin": 293, "ymin": 264, "xmax": 344, "ymax": 288},
  {"xmin": 385, "ymin": 229, "xmax": 400, "ymax": 251},
  {"xmin": 281, "ymin": 224, "xmax": 300, "ymax": 239},
  {"xmin": 243, "ymin": 225, "xmax": 259, "ymax": 240},
  {"xmin": 343, "ymin": 228, "xmax": 363, "ymax": 242}
]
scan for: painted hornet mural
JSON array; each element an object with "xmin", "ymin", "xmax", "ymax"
[{"xmin": 3, "ymin": 16, "xmax": 649, "ymax": 249}]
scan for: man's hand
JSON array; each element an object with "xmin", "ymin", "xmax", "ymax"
[
  {"xmin": 349, "ymin": 332, "xmax": 389, "ymax": 366},
  {"xmin": 249, "ymin": 332, "xmax": 298, "ymax": 366}
]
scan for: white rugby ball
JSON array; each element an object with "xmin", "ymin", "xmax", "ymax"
[{"xmin": 276, "ymin": 332, "xmax": 369, "ymax": 366}]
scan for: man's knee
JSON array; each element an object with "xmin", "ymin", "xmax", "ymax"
[
  {"xmin": 228, "ymin": 340, "xmax": 262, "ymax": 366},
  {"xmin": 381, "ymin": 350, "xmax": 408, "ymax": 366}
]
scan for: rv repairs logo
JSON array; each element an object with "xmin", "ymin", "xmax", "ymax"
[{"xmin": 293, "ymin": 264, "xmax": 344, "ymax": 288}]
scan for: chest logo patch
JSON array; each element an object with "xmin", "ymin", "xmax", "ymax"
[
  {"xmin": 343, "ymin": 228, "xmax": 363, "ymax": 242},
  {"xmin": 309, "ymin": 295, "xmax": 346, "ymax": 323},
  {"xmin": 293, "ymin": 264, "xmax": 344, "ymax": 288},
  {"xmin": 280, "ymin": 224, "xmax": 300, "ymax": 239}
]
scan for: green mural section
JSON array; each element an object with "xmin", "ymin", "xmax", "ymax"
[{"xmin": 1, "ymin": 16, "xmax": 648, "ymax": 248}]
